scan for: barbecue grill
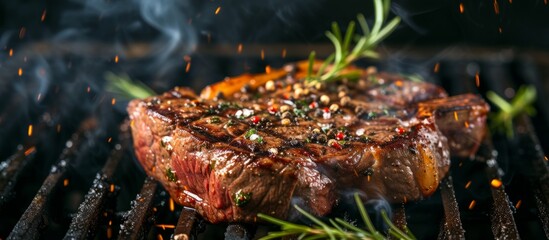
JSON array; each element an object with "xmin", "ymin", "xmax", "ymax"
[
  {"xmin": 0, "ymin": 45, "xmax": 548, "ymax": 239},
  {"xmin": 2, "ymin": 0, "xmax": 549, "ymax": 238}
]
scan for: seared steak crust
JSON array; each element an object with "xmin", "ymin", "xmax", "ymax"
[{"xmin": 128, "ymin": 63, "xmax": 489, "ymax": 223}]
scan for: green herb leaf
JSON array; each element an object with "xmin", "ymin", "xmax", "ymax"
[
  {"xmin": 257, "ymin": 193, "xmax": 414, "ymax": 240},
  {"xmin": 234, "ymin": 190, "xmax": 252, "ymax": 207},
  {"xmin": 165, "ymin": 167, "xmax": 177, "ymax": 182},
  {"xmin": 104, "ymin": 72, "xmax": 156, "ymax": 99},
  {"xmin": 245, "ymin": 128, "xmax": 257, "ymax": 139},
  {"xmin": 308, "ymin": 0, "xmax": 400, "ymax": 84},
  {"xmin": 487, "ymin": 85, "xmax": 537, "ymax": 138}
]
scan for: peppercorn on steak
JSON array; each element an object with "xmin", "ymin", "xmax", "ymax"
[{"xmin": 128, "ymin": 61, "xmax": 489, "ymax": 223}]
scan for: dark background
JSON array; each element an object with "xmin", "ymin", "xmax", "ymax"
[{"xmin": 2, "ymin": 0, "xmax": 549, "ymax": 47}]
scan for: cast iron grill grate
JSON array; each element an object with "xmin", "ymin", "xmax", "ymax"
[{"xmin": 0, "ymin": 56, "xmax": 548, "ymax": 240}]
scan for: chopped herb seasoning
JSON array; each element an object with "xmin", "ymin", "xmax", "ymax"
[
  {"xmin": 234, "ymin": 190, "xmax": 252, "ymax": 207},
  {"xmin": 293, "ymin": 108, "xmax": 306, "ymax": 118},
  {"xmin": 209, "ymin": 116, "xmax": 221, "ymax": 124},
  {"xmin": 165, "ymin": 168, "xmax": 177, "ymax": 182},
  {"xmin": 245, "ymin": 128, "xmax": 264, "ymax": 143},
  {"xmin": 225, "ymin": 119, "xmax": 235, "ymax": 127},
  {"xmin": 245, "ymin": 128, "xmax": 257, "ymax": 138}
]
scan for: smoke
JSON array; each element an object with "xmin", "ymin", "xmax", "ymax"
[{"xmin": 0, "ymin": 0, "xmax": 198, "ymax": 167}]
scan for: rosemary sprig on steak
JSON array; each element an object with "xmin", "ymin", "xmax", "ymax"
[
  {"xmin": 486, "ymin": 85, "xmax": 537, "ymax": 138},
  {"xmin": 306, "ymin": 0, "xmax": 400, "ymax": 83},
  {"xmin": 257, "ymin": 193, "xmax": 415, "ymax": 240}
]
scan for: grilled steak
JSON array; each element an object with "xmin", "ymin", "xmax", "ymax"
[{"xmin": 128, "ymin": 62, "xmax": 489, "ymax": 223}]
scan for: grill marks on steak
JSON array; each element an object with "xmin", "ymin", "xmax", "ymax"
[{"xmin": 128, "ymin": 64, "xmax": 489, "ymax": 223}]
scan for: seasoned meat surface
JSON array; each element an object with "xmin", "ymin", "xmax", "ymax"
[{"xmin": 128, "ymin": 62, "xmax": 489, "ymax": 223}]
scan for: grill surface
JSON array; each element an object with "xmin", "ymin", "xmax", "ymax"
[{"xmin": 0, "ymin": 50, "xmax": 548, "ymax": 240}]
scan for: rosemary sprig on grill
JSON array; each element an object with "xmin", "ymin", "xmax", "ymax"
[
  {"xmin": 486, "ymin": 85, "xmax": 537, "ymax": 138},
  {"xmin": 307, "ymin": 0, "xmax": 400, "ymax": 83},
  {"xmin": 257, "ymin": 193, "xmax": 415, "ymax": 240},
  {"xmin": 104, "ymin": 72, "xmax": 156, "ymax": 99}
]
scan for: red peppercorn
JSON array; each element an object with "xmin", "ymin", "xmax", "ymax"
[
  {"xmin": 309, "ymin": 101, "xmax": 318, "ymax": 109},
  {"xmin": 251, "ymin": 116, "xmax": 261, "ymax": 124},
  {"xmin": 330, "ymin": 140, "xmax": 342, "ymax": 150},
  {"xmin": 396, "ymin": 127, "xmax": 405, "ymax": 135},
  {"xmin": 335, "ymin": 132, "xmax": 345, "ymax": 140},
  {"xmin": 268, "ymin": 106, "xmax": 278, "ymax": 114},
  {"xmin": 323, "ymin": 107, "xmax": 330, "ymax": 113}
]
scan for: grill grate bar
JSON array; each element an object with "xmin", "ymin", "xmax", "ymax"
[
  {"xmin": 514, "ymin": 115, "xmax": 549, "ymax": 238},
  {"xmin": 118, "ymin": 177, "xmax": 158, "ymax": 240},
  {"xmin": 0, "ymin": 146, "xmax": 37, "ymax": 206},
  {"xmin": 173, "ymin": 208, "xmax": 200, "ymax": 240},
  {"xmin": 64, "ymin": 121, "xmax": 132, "ymax": 239},
  {"xmin": 438, "ymin": 176, "xmax": 465, "ymax": 240},
  {"xmin": 7, "ymin": 119, "xmax": 97, "ymax": 240},
  {"xmin": 480, "ymin": 137, "xmax": 520, "ymax": 240},
  {"xmin": 224, "ymin": 224, "xmax": 252, "ymax": 240},
  {"xmin": 63, "ymin": 147, "xmax": 123, "ymax": 239}
]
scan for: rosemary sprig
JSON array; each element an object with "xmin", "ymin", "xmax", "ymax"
[
  {"xmin": 104, "ymin": 72, "xmax": 156, "ymax": 99},
  {"xmin": 307, "ymin": 0, "xmax": 400, "ymax": 83},
  {"xmin": 486, "ymin": 85, "xmax": 537, "ymax": 138},
  {"xmin": 257, "ymin": 193, "xmax": 416, "ymax": 240}
]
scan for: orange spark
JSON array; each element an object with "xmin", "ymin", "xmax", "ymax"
[
  {"xmin": 498, "ymin": 27, "xmax": 503, "ymax": 33},
  {"xmin": 110, "ymin": 184, "xmax": 115, "ymax": 192},
  {"xmin": 545, "ymin": 0, "xmax": 548, "ymax": 5},
  {"xmin": 64, "ymin": 178, "xmax": 69, "ymax": 187},
  {"xmin": 107, "ymin": 227, "xmax": 112, "ymax": 239},
  {"xmin": 24, "ymin": 146, "xmax": 36, "ymax": 156},
  {"xmin": 265, "ymin": 65, "xmax": 271, "ymax": 74},
  {"xmin": 215, "ymin": 6, "xmax": 221, "ymax": 15},
  {"xmin": 9, "ymin": 48, "xmax": 13, "ymax": 57},
  {"xmin": 185, "ymin": 62, "xmax": 191, "ymax": 72},
  {"xmin": 493, "ymin": 0, "xmax": 500, "ymax": 14},
  {"xmin": 41, "ymin": 9, "xmax": 47, "ymax": 22},
  {"xmin": 28, "ymin": 124, "xmax": 33, "ymax": 136},
  {"xmin": 169, "ymin": 198, "xmax": 175, "ymax": 212},
  {"xmin": 157, "ymin": 234, "xmax": 164, "ymax": 240},
  {"xmin": 281, "ymin": 48, "xmax": 287, "ymax": 58},
  {"xmin": 107, "ymin": 137, "xmax": 112, "ymax": 143},
  {"xmin": 465, "ymin": 180, "xmax": 472, "ymax": 189},
  {"xmin": 475, "ymin": 72, "xmax": 480, "ymax": 87},
  {"xmin": 459, "ymin": 3, "xmax": 465, "ymax": 14},
  {"xmin": 367, "ymin": 175, "xmax": 371, "ymax": 182},
  {"xmin": 468, "ymin": 200, "xmax": 476, "ymax": 210},
  {"xmin": 464, "ymin": 121, "xmax": 470, "ymax": 128},
  {"xmin": 454, "ymin": 111, "xmax": 459, "ymax": 121},
  {"xmin": 515, "ymin": 200, "xmax": 522, "ymax": 209},
  {"xmin": 433, "ymin": 62, "xmax": 440, "ymax": 73},
  {"xmin": 156, "ymin": 224, "xmax": 175, "ymax": 230},
  {"xmin": 19, "ymin": 27, "xmax": 26, "ymax": 39},
  {"xmin": 114, "ymin": 55, "xmax": 119, "ymax": 63},
  {"xmin": 261, "ymin": 49, "xmax": 265, "ymax": 60},
  {"xmin": 490, "ymin": 179, "xmax": 502, "ymax": 188},
  {"xmin": 18, "ymin": 68, "xmax": 23, "ymax": 76},
  {"xmin": 111, "ymin": 98, "xmax": 116, "ymax": 105},
  {"xmin": 237, "ymin": 43, "xmax": 243, "ymax": 54},
  {"xmin": 509, "ymin": 0, "xmax": 512, "ymax": 3},
  {"xmin": 544, "ymin": 155, "xmax": 548, "ymax": 161}
]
